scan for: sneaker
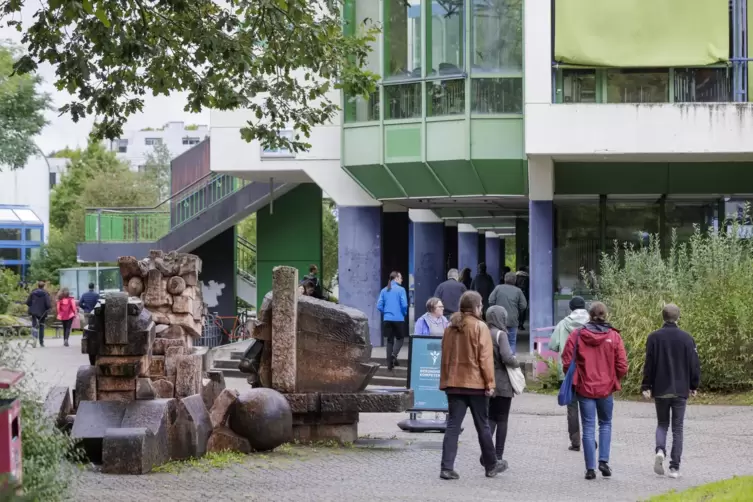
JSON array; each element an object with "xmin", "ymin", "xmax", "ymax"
[
  {"xmin": 393, "ymin": 356, "xmax": 400, "ymax": 367},
  {"xmin": 585, "ymin": 469, "xmax": 596, "ymax": 480},
  {"xmin": 479, "ymin": 455, "xmax": 506, "ymax": 467},
  {"xmin": 440, "ymin": 470, "xmax": 460, "ymax": 480},
  {"xmin": 668, "ymin": 468, "xmax": 680, "ymax": 479},
  {"xmin": 485, "ymin": 462, "xmax": 508, "ymax": 478},
  {"xmin": 64, "ymin": 340, "xmax": 69, "ymax": 347},
  {"xmin": 598, "ymin": 461, "xmax": 612, "ymax": 477},
  {"xmin": 569, "ymin": 445, "xmax": 581, "ymax": 452},
  {"xmin": 654, "ymin": 451, "xmax": 665, "ymax": 476}
]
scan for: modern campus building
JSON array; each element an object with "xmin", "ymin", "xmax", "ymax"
[
  {"xmin": 0, "ymin": 205, "xmax": 44, "ymax": 279},
  {"xmin": 79, "ymin": 0, "xmax": 753, "ymax": 352}
]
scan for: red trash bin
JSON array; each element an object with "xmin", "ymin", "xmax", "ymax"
[{"xmin": 0, "ymin": 369, "xmax": 24, "ymax": 490}]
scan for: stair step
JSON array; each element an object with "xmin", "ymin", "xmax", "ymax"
[
  {"xmin": 230, "ymin": 351, "xmax": 245, "ymax": 360},
  {"xmin": 212, "ymin": 368, "xmax": 246, "ymax": 379},
  {"xmin": 370, "ymin": 357, "xmax": 408, "ymax": 367},
  {"xmin": 213, "ymin": 359, "xmax": 241, "ymax": 370},
  {"xmin": 375, "ymin": 366, "xmax": 407, "ymax": 378},
  {"xmin": 370, "ymin": 375, "xmax": 408, "ymax": 387}
]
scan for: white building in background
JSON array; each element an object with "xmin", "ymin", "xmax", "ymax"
[
  {"xmin": 104, "ymin": 121, "xmax": 209, "ymax": 170},
  {"xmin": 0, "ymin": 155, "xmax": 70, "ymax": 243}
]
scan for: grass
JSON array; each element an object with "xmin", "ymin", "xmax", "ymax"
[
  {"xmin": 646, "ymin": 476, "xmax": 753, "ymax": 501},
  {"xmin": 152, "ymin": 450, "xmax": 249, "ymax": 474}
]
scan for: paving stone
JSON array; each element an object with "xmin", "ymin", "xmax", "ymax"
[
  {"xmin": 102, "ymin": 427, "xmax": 154, "ymax": 474},
  {"xmin": 209, "ymin": 388, "xmax": 238, "ymax": 429},
  {"xmin": 175, "ymin": 354, "xmax": 202, "ymax": 398}
]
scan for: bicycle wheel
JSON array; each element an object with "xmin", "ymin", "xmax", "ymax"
[{"xmin": 233, "ymin": 323, "xmax": 249, "ymax": 341}]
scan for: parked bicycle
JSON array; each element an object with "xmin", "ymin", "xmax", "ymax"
[{"xmin": 210, "ymin": 309, "xmax": 253, "ymax": 342}]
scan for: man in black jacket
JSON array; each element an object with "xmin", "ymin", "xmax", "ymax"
[
  {"xmin": 26, "ymin": 281, "xmax": 52, "ymax": 347},
  {"xmin": 641, "ymin": 303, "xmax": 701, "ymax": 479}
]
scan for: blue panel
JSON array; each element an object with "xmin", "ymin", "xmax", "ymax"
[
  {"xmin": 413, "ymin": 222, "xmax": 444, "ymax": 317},
  {"xmin": 408, "ymin": 336, "xmax": 448, "ymax": 412},
  {"xmin": 485, "ymin": 236, "xmax": 500, "ymax": 288},
  {"xmin": 458, "ymin": 231, "xmax": 478, "ymax": 273},
  {"xmin": 529, "ymin": 200, "xmax": 554, "ymax": 353}
]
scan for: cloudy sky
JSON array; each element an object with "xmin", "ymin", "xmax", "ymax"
[{"xmin": 0, "ymin": 5, "xmax": 210, "ymax": 155}]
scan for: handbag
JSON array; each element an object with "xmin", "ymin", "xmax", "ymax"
[
  {"xmin": 495, "ymin": 330, "xmax": 526, "ymax": 395},
  {"xmin": 558, "ymin": 329, "xmax": 581, "ymax": 406}
]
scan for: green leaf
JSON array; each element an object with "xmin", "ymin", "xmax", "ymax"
[
  {"xmin": 82, "ymin": 0, "xmax": 93, "ymax": 14},
  {"xmin": 94, "ymin": 8, "xmax": 110, "ymax": 27}
]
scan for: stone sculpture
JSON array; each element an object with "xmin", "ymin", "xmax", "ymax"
[{"xmin": 229, "ymin": 388, "xmax": 293, "ymax": 451}]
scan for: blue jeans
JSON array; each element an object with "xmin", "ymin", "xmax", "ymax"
[
  {"xmin": 507, "ymin": 326, "xmax": 517, "ymax": 355},
  {"xmin": 578, "ymin": 394, "xmax": 614, "ymax": 470}
]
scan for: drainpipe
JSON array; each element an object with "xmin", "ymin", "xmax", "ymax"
[{"xmin": 269, "ymin": 177, "xmax": 275, "ymax": 215}]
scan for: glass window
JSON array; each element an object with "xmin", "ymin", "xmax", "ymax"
[
  {"xmin": 354, "ymin": 0, "xmax": 381, "ymax": 76},
  {"xmin": 471, "ymin": 78, "xmax": 522, "ymax": 113},
  {"xmin": 25, "ymin": 228, "xmax": 42, "ymax": 242},
  {"xmin": 0, "ymin": 228, "xmax": 21, "ymax": 241},
  {"xmin": 24, "ymin": 247, "xmax": 40, "ymax": 261},
  {"xmin": 182, "ymin": 137, "xmax": 201, "ymax": 145},
  {"xmin": 429, "ymin": 0, "xmax": 465, "ymax": 77},
  {"xmin": 49, "ymin": 172, "xmax": 57, "ymax": 190},
  {"xmin": 605, "ymin": 201, "xmax": 660, "ymax": 251},
  {"xmin": 559, "ymin": 70, "xmax": 597, "ymax": 103},
  {"xmin": 471, "ymin": 0, "xmax": 523, "ymax": 73},
  {"xmin": 0, "ymin": 247, "xmax": 21, "ymax": 260},
  {"xmin": 665, "ymin": 201, "xmax": 713, "ymax": 247},
  {"xmin": 674, "ymin": 68, "xmax": 732, "ymax": 103},
  {"xmin": 345, "ymin": 91, "xmax": 380, "ymax": 123},
  {"xmin": 145, "ymin": 138, "xmax": 162, "ymax": 146},
  {"xmin": 385, "ymin": 0, "xmax": 422, "ymax": 80},
  {"xmin": 261, "ymin": 130, "xmax": 295, "ymax": 157},
  {"xmin": 385, "ymin": 83, "xmax": 422, "ymax": 119},
  {"xmin": 606, "ymin": 70, "xmax": 669, "ymax": 103},
  {"xmin": 555, "ymin": 202, "xmax": 600, "ymax": 294},
  {"xmin": 117, "ymin": 139, "xmax": 128, "ymax": 153},
  {"xmin": 428, "ymin": 79, "xmax": 465, "ymax": 116}
]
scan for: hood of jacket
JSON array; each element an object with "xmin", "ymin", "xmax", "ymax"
[
  {"xmin": 562, "ymin": 309, "xmax": 589, "ymax": 333},
  {"xmin": 31, "ymin": 288, "xmax": 47, "ymax": 298},
  {"xmin": 486, "ymin": 305, "xmax": 508, "ymax": 333},
  {"xmin": 580, "ymin": 322, "xmax": 617, "ymax": 346}
]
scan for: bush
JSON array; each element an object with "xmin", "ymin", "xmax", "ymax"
[{"xmin": 588, "ymin": 224, "xmax": 753, "ymax": 394}]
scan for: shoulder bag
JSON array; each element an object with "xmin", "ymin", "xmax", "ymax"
[
  {"xmin": 495, "ymin": 330, "xmax": 526, "ymax": 395},
  {"xmin": 557, "ymin": 329, "xmax": 581, "ymax": 406}
]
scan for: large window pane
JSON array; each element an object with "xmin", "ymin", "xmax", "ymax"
[
  {"xmin": 559, "ymin": 70, "xmax": 597, "ymax": 103},
  {"xmin": 556, "ymin": 203, "xmax": 600, "ymax": 294},
  {"xmin": 605, "ymin": 201, "xmax": 660, "ymax": 250},
  {"xmin": 429, "ymin": 0, "xmax": 465, "ymax": 77},
  {"xmin": 428, "ymin": 78, "xmax": 465, "ymax": 116},
  {"xmin": 665, "ymin": 201, "xmax": 713, "ymax": 247},
  {"xmin": 0, "ymin": 228, "xmax": 21, "ymax": 241},
  {"xmin": 345, "ymin": 91, "xmax": 380, "ymax": 123},
  {"xmin": 674, "ymin": 68, "xmax": 732, "ymax": 103},
  {"xmin": 385, "ymin": 83, "xmax": 422, "ymax": 119},
  {"xmin": 606, "ymin": 70, "xmax": 669, "ymax": 103},
  {"xmin": 471, "ymin": 0, "xmax": 523, "ymax": 73},
  {"xmin": 25, "ymin": 227, "xmax": 42, "ymax": 242},
  {"xmin": 0, "ymin": 247, "xmax": 21, "ymax": 260},
  {"xmin": 471, "ymin": 78, "xmax": 522, "ymax": 113},
  {"xmin": 385, "ymin": 0, "xmax": 422, "ymax": 80}
]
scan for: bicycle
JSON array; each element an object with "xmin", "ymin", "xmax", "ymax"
[{"xmin": 211, "ymin": 310, "xmax": 252, "ymax": 342}]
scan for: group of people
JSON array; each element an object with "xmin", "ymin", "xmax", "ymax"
[{"xmin": 25, "ymin": 281, "xmax": 101, "ymax": 347}]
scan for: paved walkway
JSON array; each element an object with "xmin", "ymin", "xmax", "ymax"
[{"xmin": 18, "ymin": 338, "xmax": 753, "ymax": 502}]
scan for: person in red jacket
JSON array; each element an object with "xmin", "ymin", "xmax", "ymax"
[{"xmin": 562, "ymin": 301, "xmax": 628, "ymax": 481}]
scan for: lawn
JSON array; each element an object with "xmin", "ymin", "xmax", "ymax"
[{"xmin": 647, "ymin": 476, "xmax": 753, "ymax": 501}]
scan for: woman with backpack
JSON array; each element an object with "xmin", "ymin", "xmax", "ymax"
[{"xmin": 56, "ymin": 288, "xmax": 78, "ymax": 347}]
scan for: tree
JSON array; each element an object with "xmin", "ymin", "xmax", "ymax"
[
  {"xmin": 322, "ymin": 199, "xmax": 338, "ymax": 291},
  {"xmin": 6, "ymin": 0, "xmax": 379, "ymax": 152},
  {"xmin": 142, "ymin": 142, "xmax": 172, "ymax": 200},
  {"xmin": 0, "ymin": 44, "xmax": 49, "ymax": 170},
  {"xmin": 27, "ymin": 227, "xmax": 77, "ymax": 284}
]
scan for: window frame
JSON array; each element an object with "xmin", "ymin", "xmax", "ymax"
[{"xmin": 260, "ymin": 130, "xmax": 296, "ymax": 158}]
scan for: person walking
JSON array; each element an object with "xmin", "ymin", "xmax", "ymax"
[
  {"xmin": 25, "ymin": 280, "xmax": 51, "ymax": 347},
  {"xmin": 561, "ymin": 302, "xmax": 628, "ymax": 480},
  {"xmin": 439, "ymin": 291, "xmax": 505, "ymax": 480},
  {"xmin": 642, "ymin": 303, "xmax": 701, "ymax": 479},
  {"xmin": 79, "ymin": 282, "xmax": 100, "ymax": 314},
  {"xmin": 470, "ymin": 262, "xmax": 495, "ymax": 314},
  {"xmin": 484, "ymin": 305, "xmax": 520, "ymax": 468},
  {"xmin": 549, "ymin": 296, "xmax": 590, "ymax": 451},
  {"xmin": 515, "ymin": 266, "xmax": 530, "ymax": 331},
  {"xmin": 487, "ymin": 272, "xmax": 527, "ymax": 354},
  {"xmin": 459, "ymin": 268, "xmax": 472, "ymax": 290},
  {"xmin": 414, "ymin": 297, "xmax": 449, "ymax": 336},
  {"xmin": 56, "ymin": 288, "xmax": 77, "ymax": 347},
  {"xmin": 376, "ymin": 271, "xmax": 408, "ymax": 370},
  {"xmin": 302, "ymin": 264, "xmax": 325, "ymax": 300},
  {"xmin": 434, "ymin": 268, "xmax": 467, "ymax": 319}
]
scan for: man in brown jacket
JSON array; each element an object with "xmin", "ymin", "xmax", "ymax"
[{"xmin": 439, "ymin": 291, "xmax": 505, "ymax": 480}]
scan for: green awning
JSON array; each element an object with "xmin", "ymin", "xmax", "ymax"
[{"xmin": 554, "ymin": 0, "xmax": 729, "ymax": 67}]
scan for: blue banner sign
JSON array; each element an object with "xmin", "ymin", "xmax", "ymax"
[{"xmin": 408, "ymin": 336, "xmax": 448, "ymax": 411}]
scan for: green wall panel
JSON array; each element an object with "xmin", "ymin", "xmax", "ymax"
[
  {"xmin": 385, "ymin": 125, "xmax": 422, "ymax": 161},
  {"xmin": 426, "ymin": 120, "xmax": 467, "ymax": 162},
  {"xmin": 430, "ymin": 160, "xmax": 485, "ymax": 195},
  {"xmin": 668, "ymin": 163, "xmax": 753, "ymax": 193},
  {"xmin": 386, "ymin": 162, "xmax": 447, "ymax": 197},
  {"xmin": 470, "ymin": 119, "xmax": 525, "ymax": 160},
  {"xmin": 345, "ymin": 164, "xmax": 404, "ymax": 199},
  {"xmin": 473, "ymin": 159, "xmax": 527, "ymax": 195},
  {"xmin": 343, "ymin": 126, "xmax": 381, "ymax": 167},
  {"xmin": 256, "ymin": 184, "xmax": 322, "ymax": 307}
]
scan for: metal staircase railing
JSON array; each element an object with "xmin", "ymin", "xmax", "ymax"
[{"xmin": 236, "ymin": 236, "xmax": 256, "ymax": 286}]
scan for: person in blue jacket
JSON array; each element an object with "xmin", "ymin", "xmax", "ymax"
[{"xmin": 377, "ymin": 270, "xmax": 409, "ymax": 370}]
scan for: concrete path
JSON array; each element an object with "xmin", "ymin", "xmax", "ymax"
[{"xmin": 18, "ymin": 337, "xmax": 753, "ymax": 502}]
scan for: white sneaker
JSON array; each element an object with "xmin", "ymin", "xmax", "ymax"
[
  {"xmin": 668, "ymin": 468, "xmax": 680, "ymax": 479},
  {"xmin": 654, "ymin": 451, "xmax": 665, "ymax": 475}
]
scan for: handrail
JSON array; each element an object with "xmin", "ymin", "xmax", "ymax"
[
  {"xmin": 237, "ymin": 235, "xmax": 257, "ymax": 252},
  {"xmin": 84, "ymin": 172, "xmax": 215, "ymax": 211}
]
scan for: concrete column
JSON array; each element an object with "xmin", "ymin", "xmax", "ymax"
[
  {"xmin": 271, "ymin": 265, "xmax": 298, "ymax": 393},
  {"xmin": 529, "ymin": 156, "xmax": 555, "ymax": 353},
  {"xmin": 477, "ymin": 232, "xmax": 486, "ymax": 266},
  {"xmin": 485, "ymin": 232, "xmax": 500, "ymax": 287},
  {"xmin": 337, "ymin": 206, "xmax": 383, "ymax": 347},
  {"xmin": 458, "ymin": 224, "xmax": 478, "ymax": 274},
  {"xmin": 382, "ymin": 209, "xmax": 410, "ymax": 338},
  {"xmin": 443, "ymin": 222, "xmax": 458, "ymax": 273},
  {"xmin": 410, "ymin": 210, "xmax": 445, "ymax": 317},
  {"xmin": 515, "ymin": 217, "xmax": 529, "ymax": 269}
]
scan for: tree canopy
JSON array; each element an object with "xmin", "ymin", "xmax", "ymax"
[
  {"xmin": 4, "ymin": 0, "xmax": 378, "ymax": 152},
  {"xmin": 0, "ymin": 44, "xmax": 49, "ymax": 170}
]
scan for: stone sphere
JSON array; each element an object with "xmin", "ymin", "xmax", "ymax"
[
  {"xmin": 229, "ymin": 388, "xmax": 292, "ymax": 451},
  {"xmin": 127, "ymin": 276, "xmax": 144, "ymax": 297}
]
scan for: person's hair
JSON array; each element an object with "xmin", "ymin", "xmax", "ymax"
[
  {"xmin": 57, "ymin": 287, "xmax": 70, "ymax": 300},
  {"xmin": 504, "ymin": 272, "xmax": 517, "ymax": 285},
  {"xmin": 88, "ymin": 282, "xmax": 95, "ymax": 290},
  {"xmin": 589, "ymin": 301, "xmax": 609, "ymax": 323},
  {"xmin": 309, "ymin": 264, "xmax": 318, "ymax": 274},
  {"xmin": 503, "ymin": 266, "xmax": 511, "ymax": 275},
  {"xmin": 478, "ymin": 262, "xmax": 487, "ymax": 274},
  {"xmin": 425, "ymin": 297, "xmax": 442, "ymax": 313},
  {"xmin": 37, "ymin": 280, "xmax": 45, "ymax": 289},
  {"xmin": 460, "ymin": 268, "xmax": 471, "ymax": 281},
  {"xmin": 447, "ymin": 268, "xmax": 459, "ymax": 280},
  {"xmin": 450, "ymin": 291, "xmax": 483, "ymax": 329},
  {"xmin": 518, "ymin": 265, "xmax": 527, "ymax": 272},
  {"xmin": 386, "ymin": 271, "xmax": 400, "ymax": 291},
  {"xmin": 662, "ymin": 303, "xmax": 680, "ymax": 323}
]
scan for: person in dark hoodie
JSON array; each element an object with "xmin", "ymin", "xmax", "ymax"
[
  {"xmin": 470, "ymin": 262, "xmax": 495, "ymax": 315},
  {"xmin": 79, "ymin": 282, "xmax": 100, "ymax": 314},
  {"xmin": 562, "ymin": 302, "xmax": 628, "ymax": 481},
  {"xmin": 26, "ymin": 280, "xmax": 52, "ymax": 347},
  {"xmin": 434, "ymin": 269, "xmax": 467, "ymax": 319}
]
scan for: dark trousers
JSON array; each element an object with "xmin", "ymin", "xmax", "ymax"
[
  {"xmin": 489, "ymin": 396, "xmax": 512, "ymax": 459},
  {"xmin": 441, "ymin": 393, "xmax": 497, "ymax": 471},
  {"xmin": 32, "ymin": 316, "xmax": 45, "ymax": 345},
  {"xmin": 568, "ymin": 397, "xmax": 581, "ymax": 447},
  {"xmin": 382, "ymin": 321, "xmax": 405, "ymax": 368},
  {"xmin": 655, "ymin": 397, "xmax": 687, "ymax": 470},
  {"xmin": 61, "ymin": 319, "xmax": 73, "ymax": 340}
]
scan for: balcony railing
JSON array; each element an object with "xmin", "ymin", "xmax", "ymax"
[{"xmin": 85, "ymin": 173, "xmax": 250, "ymax": 243}]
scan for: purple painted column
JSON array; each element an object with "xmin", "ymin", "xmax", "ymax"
[
  {"xmin": 529, "ymin": 200, "xmax": 554, "ymax": 353},
  {"xmin": 338, "ymin": 206, "xmax": 383, "ymax": 347},
  {"xmin": 458, "ymin": 225, "xmax": 478, "ymax": 273},
  {"xmin": 499, "ymin": 238, "xmax": 506, "ymax": 282},
  {"xmin": 413, "ymin": 221, "xmax": 445, "ymax": 317},
  {"xmin": 485, "ymin": 233, "xmax": 500, "ymax": 288}
]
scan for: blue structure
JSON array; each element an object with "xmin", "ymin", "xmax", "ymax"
[
  {"xmin": 412, "ymin": 220, "xmax": 445, "ymax": 317},
  {"xmin": 458, "ymin": 227, "xmax": 478, "ymax": 273},
  {"xmin": 0, "ymin": 206, "xmax": 43, "ymax": 280},
  {"xmin": 529, "ymin": 200, "xmax": 554, "ymax": 353},
  {"xmin": 485, "ymin": 235, "xmax": 500, "ymax": 287}
]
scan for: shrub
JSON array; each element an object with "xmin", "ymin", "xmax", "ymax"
[{"xmin": 588, "ymin": 223, "xmax": 753, "ymax": 394}]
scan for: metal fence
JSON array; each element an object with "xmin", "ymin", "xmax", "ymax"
[{"xmin": 197, "ymin": 313, "xmax": 224, "ymax": 348}]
